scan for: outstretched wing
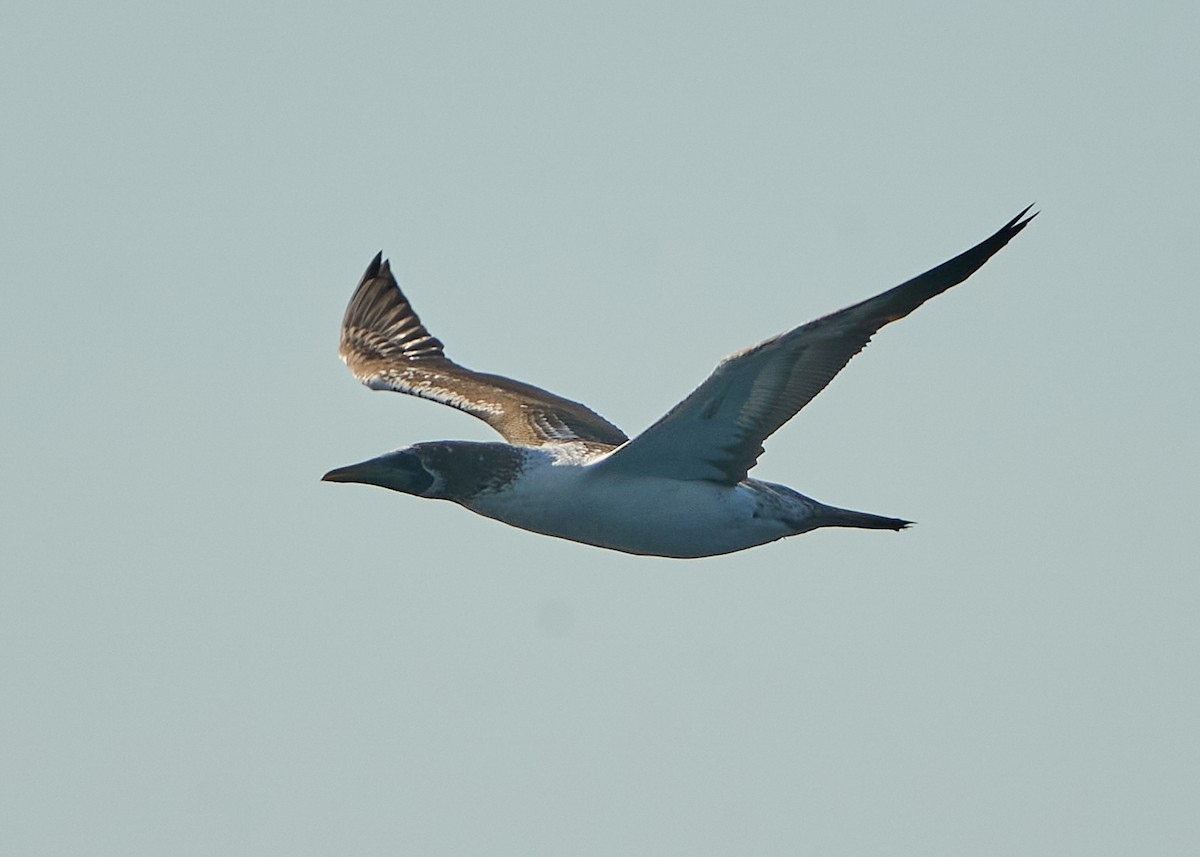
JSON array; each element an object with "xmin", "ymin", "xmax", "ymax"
[
  {"xmin": 596, "ymin": 207, "xmax": 1036, "ymax": 484},
  {"xmin": 339, "ymin": 254, "xmax": 628, "ymax": 448}
]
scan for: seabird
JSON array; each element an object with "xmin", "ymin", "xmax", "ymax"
[{"xmin": 324, "ymin": 207, "xmax": 1035, "ymax": 558}]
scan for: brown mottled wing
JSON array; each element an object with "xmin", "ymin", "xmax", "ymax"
[
  {"xmin": 338, "ymin": 254, "xmax": 628, "ymax": 448},
  {"xmin": 596, "ymin": 207, "xmax": 1036, "ymax": 485}
]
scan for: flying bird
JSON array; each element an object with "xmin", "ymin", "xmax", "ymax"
[{"xmin": 324, "ymin": 207, "xmax": 1035, "ymax": 557}]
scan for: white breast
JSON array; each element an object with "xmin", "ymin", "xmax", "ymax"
[{"xmin": 463, "ymin": 453, "xmax": 803, "ymax": 558}]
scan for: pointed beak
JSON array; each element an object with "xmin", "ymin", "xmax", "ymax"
[
  {"xmin": 321, "ymin": 462, "xmax": 374, "ymax": 483},
  {"xmin": 321, "ymin": 449, "xmax": 432, "ymax": 495}
]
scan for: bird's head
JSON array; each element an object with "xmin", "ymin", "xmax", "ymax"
[{"xmin": 321, "ymin": 448, "xmax": 436, "ymax": 496}]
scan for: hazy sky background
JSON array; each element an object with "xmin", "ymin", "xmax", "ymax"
[{"xmin": 3, "ymin": 2, "xmax": 1197, "ymax": 855}]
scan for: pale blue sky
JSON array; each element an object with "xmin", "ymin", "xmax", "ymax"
[{"xmin": 3, "ymin": 2, "xmax": 1198, "ymax": 855}]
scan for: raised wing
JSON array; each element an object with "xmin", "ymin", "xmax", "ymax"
[
  {"xmin": 339, "ymin": 254, "xmax": 628, "ymax": 448},
  {"xmin": 596, "ymin": 207, "xmax": 1036, "ymax": 484}
]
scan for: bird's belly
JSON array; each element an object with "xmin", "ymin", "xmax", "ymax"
[{"xmin": 465, "ymin": 474, "xmax": 794, "ymax": 558}]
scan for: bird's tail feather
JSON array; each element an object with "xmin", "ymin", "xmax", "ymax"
[{"xmin": 817, "ymin": 506, "xmax": 912, "ymax": 531}]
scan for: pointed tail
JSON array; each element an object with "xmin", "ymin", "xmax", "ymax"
[{"xmin": 816, "ymin": 506, "xmax": 912, "ymax": 531}]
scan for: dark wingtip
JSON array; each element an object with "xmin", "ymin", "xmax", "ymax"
[
  {"xmin": 365, "ymin": 251, "xmax": 384, "ymax": 280},
  {"xmin": 1008, "ymin": 204, "xmax": 1038, "ymax": 233}
]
